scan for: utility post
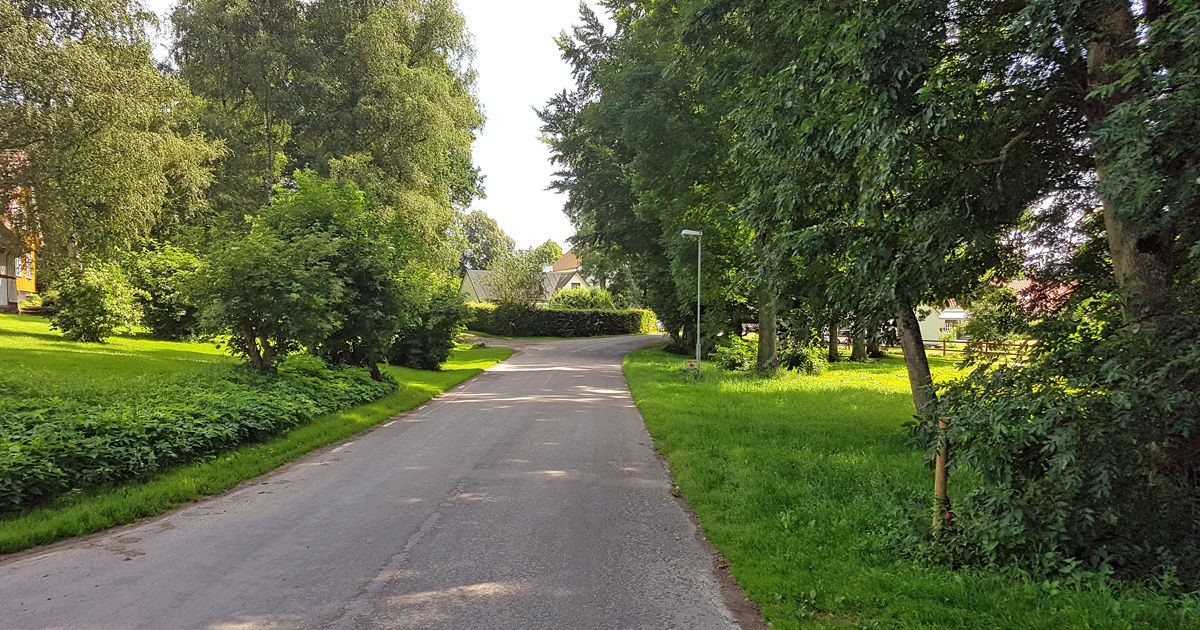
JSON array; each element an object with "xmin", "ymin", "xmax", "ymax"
[{"xmin": 682, "ymin": 230, "xmax": 703, "ymax": 369}]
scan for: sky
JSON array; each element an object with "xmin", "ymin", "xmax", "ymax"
[{"xmin": 145, "ymin": 0, "xmax": 603, "ymax": 251}]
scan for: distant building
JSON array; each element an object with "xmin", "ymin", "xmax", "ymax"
[
  {"xmin": 2, "ymin": 195, "xmax": 37, "ymax": 313},
  {"xmin": 459, "ymin": 268, "xmax": 589, "ymax": 304},
  {"xmin": 551, "ymin": 249, "xmax": 581, "ymax": 273}
]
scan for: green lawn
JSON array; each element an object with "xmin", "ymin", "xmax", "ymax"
[
  {"xmin": 0, "ymin": 314, "xmax": 512, "ymax": 553},
  {"xmin": 624, "ymin": 345, "xmax": 1196, "ymax": 629}
]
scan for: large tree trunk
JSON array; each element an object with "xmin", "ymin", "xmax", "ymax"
[
  {"xmin": 756, "ymin": 285, "xmax": 778, "ymax": 372},
  {"xmin": 827, "ymin": 319, "xmax": 840, "ymax": 362},
  {"xmin": 851, "ymin": 329, "xmax": 867, "ymax": 361},
  {"xmin": 1086, "ymin": 4, "xmax": 1175, "ymax": 325},
  {"xmin": 897, "ymin": 300, "xmax": 937, "ymax": 414}
]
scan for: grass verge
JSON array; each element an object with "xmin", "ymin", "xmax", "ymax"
[
  {"xmin": 0, "ymin": 344, "xmax": 512, "ymax": 555},
  {"xmin": 624, "ymin": 345, "xmax": 1197, "ymax": 630}
]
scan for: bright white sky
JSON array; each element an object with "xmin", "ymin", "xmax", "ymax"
[{"xmin": 146, "ymin": 0, "xmax": 601, "ymax": 250}]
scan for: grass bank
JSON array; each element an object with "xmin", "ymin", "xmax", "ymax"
[
  {"xmin": 0, "ymin": 314, "xmax": 512, "ymax": 554},
  {"xmin": 624, "ymin": 345, "xmax": 1196, "ymax": 629}
]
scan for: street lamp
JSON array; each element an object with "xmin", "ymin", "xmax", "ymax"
[{"xmin": 682, "ymin": 230, "xmax": 702, "ymax": 369}]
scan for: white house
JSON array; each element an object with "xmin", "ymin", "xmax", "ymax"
[
  {"xmin": 916, "ymin": 302, "xmax": 970, "ymax": 341},
  {"xmin": 459, "ymin": 269, "xmax": 589, "ymax": 304}
]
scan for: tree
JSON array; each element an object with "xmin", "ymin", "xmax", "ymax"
[
  {"xmin": 0, "ymin": 0, "xmax": 221, "ymax": 274},
  {"xmin": 171, "ymin": 0, "xmax": 485, "ymax": 270},
  {"xmin": 485, "ymin": 249, "xmax": 544, "ymax": 309},
  {"xmin": 258, "ymin": 171, "xmax": 413, "ymax": 375},
  {"xmin": 458, "ymin": 209, "xmax": 514, "ymax": 272},
  {"xmin": 197, "ymin": 228, "xmax": 340, "ymax": 372},
  {"xmin": 530, "ymin": 240, "xmax": 563, "ymax": 268}
]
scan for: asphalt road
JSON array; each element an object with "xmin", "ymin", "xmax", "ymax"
[{"xmin": 0, "ymin": 335, "xmax": 747, "ymax": 630}]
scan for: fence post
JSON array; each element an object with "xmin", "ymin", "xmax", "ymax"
[{"xmin": 933, "ymin": 416, "xmax": 951, "ymax": 531}]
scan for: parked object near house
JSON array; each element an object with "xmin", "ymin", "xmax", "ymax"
[{"xmin": 459, "ymin": 268, "xmax": 589, "ymax": 304}]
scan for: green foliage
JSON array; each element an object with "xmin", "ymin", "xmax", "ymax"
[
  {"xmin": 0, "ymin": 355, "xmax": 395, "ymax": 512},
  {"xmin": 171, "ymin": 0, "xmax": 484, "ymax": 271},
  {"xmin": 712, "ymin": 335, "xmax": 825, "ymax": 376},
  {"xmin": 0, "ymin": 1, "xmax": 222, "ymax": 270},
  {"xmin": 195, "ymin": 227, "xmax": 339, "ymax": 371},
  {"xmin": 48, "ymin": 258, "xmax": 142, "ymax": 343},
  {"xmin": 550, "ymin": 286, "xmax": 616, "ymax": 310},
  {"xmin": 467, "ymin": 302, "xmax": 656, "ymax": 338},
  {"xmin": 126, "ymin": 242, "xmax": 203, "ymax": 340},
  {"xmin": 530, "ymin": 239, "xmax": 564, "ymax": 267},
  {"xmin": 0, "ymin": 313, "xmax": 511, "ymax": 553},
  {"xmin": 912, "ymin": 303, "xmax": 1200, "ymax": 586},
  {"xmin": 711, "ymin": 336, "xmax": 757, "ymax": 371},
  {"xmin": 624, "ymin": 346, "xmax": 1197, "ymax": 629},
  {"xmin": 261, "ymin": 171, "xmax": 412, "ymax": 369},
  {"xmin": 389, "ymin": 282, "xmax": 467, "ymax": 370},
  {"xmin": 458, "ymin": 209, "xmax": 514, "ymax": 272},
  {"xmin": 485, "ymin": 249, "xmax": 546, "ymax": 308}
]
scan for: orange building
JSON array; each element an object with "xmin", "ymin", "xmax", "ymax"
[{"xmin": 2, "ymin": 196, "xmax": 37, "ymax": 312}]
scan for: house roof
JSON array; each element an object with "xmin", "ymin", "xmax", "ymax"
[
  {"xmin": 464, "ymin": 269, "xmax": 587, "ymax": 303},
  {"xmin": 552, "ymin": 249, "xmax": 580, "ymax": 272}
]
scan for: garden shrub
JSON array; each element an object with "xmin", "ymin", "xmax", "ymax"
[
  {"xmin": 389, "ymin": 285, "xmax": 467, "ymax": 370},
  {"xmin": 0, "ymin": 360, "xmax": 396, "ymax": 512},
  {"xmin": 780, "ymin": 342, "xmax": 826, "ymax": 375},
  {"xmin": 466, "ymin": 302, "xmax": 656, "ymax": 337},
  {"xmin": 550, "ymin": 286, "xmax": 616, "ymax": 310},
  {"xmin": 126, "ymin": 242, "xmax": 202, "ymax": 340},
  {"xmin": 712, "ymin": 335, "xmax": 826, "ymax": 375},
  {"xmin": 909, "ymin": 302, "xmax": 1200, "ymax": 587},
  {"xmin": 49, "ymin": 258, "xmax": 142, "ymax": 343},
  {"xmin": 712, "ymin": 336, "xmax": 757, "ymax": 371}
]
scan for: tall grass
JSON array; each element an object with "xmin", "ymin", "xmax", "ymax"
[{"xmin": 625, "ymin": 346, "xmax": 1197, "ymax": 629}]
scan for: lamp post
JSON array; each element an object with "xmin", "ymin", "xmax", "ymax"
[{"xmin": 682, "ymin": 230, "xmax": 702, "ymax": 369}]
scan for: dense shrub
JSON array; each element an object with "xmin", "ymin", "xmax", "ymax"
[
  {"xmin": 466, "ymin": 302, "xmax": 656, "ymax": 337},
  {"xmin": 712, "ymin": 335, "xmax": 826, "ymax": 375},
  {"xmin": 711, "ymin": 336, "xmax": 757, "ymax": 371},
  {"xmin": 780, "ymin": 342, "xmax": 826, "ymax": 375},
  {"xmin": 0, "ymin": 357, "xmax": 396, "ymax": 511},
  {"xmin": 126, "ymin": 242, "xmax": 203, "ymax": 340},
  {"xmin": 909, "ymin": 302, "xmax": 1200, "ymax": 586},
  {"xmin": 389, "ymin": 285, "xmax": 467, "ymax": 370},
  {"xmin": 49, "ymin": 258, "xmax": 142, "ymax": 343},
  {"xmin": 550, "ymin": 286, "xmax": 616, "ymax": 310}
]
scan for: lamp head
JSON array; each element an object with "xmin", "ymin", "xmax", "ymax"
[{"xmin": 681, "ymin": 230, "xmax": 702, "ymax": 237}]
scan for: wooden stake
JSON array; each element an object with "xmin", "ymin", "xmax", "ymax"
[{"xmin": 933, "ymin": 416, "xmax": 950, "ymax": 531}]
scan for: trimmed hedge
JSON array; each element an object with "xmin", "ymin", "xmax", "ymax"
[
  {"xmin": 468, "ymin": 302, "xmax": 657, "ymax": 337},
  {"xmin": 0, "ymin": 358, "xmax": 396, "ymax": 512}
]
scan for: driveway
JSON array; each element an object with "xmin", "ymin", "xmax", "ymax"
[{"xmin": 0, "ymin": 335, "xmax": 748, "ymax": 629}]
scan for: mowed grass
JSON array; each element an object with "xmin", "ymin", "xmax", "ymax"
[
  {"xmin": 624, "ymin": 346, "xmax": 1196, "ymax": 629},
  {"xmin": 0, "ymin": 314, "xmax": 512, "ymax": 553}
]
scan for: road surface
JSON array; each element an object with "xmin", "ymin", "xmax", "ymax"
[{"xmin": 0, "ymin": 335, "xmax": 749, "ymax": 629}]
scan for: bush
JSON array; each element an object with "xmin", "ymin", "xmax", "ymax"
[
  {"xmin": 126, "ymin": 242, "xmax": 202, "ymax": 340},
  {"xmin": 712, "ymin": 336, "xmax": 826, "ymax": 375},
  {"xmin": 389, "ymin": 285, "xmax": 467, "ymax": 370},
  {"xmin": 909, "ymin": 304, "xmax": 1200, "ymax": 586},
  {"xmin": 550, "ymin": 286, "xmax": 616, "ymax": 310},
  {"xmin": 466, "ymin": 303, "xmax": 657, "ymax": 337},
  {"xmin": 780, "ymin": 342, "xmax": 826, "ymax": 375},
  {"xmin": 0, "ymin": 360, "xmax": 396, "ymax": 512},
  {"xmin": 49, "ymin": 258, "xmax": 142, "ymax": 343},
  {"xmin": 712, "ymin": 336, "xmax": 757, "ymax": 371}
]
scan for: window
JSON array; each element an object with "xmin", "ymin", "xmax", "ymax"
[
  {"xmin": 23, "ymin": 254, "xmax": 32, "ymax": 279},
  {"xmin": 571, "ymin": 282, "xmax": 580, "ymax": 289}
]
